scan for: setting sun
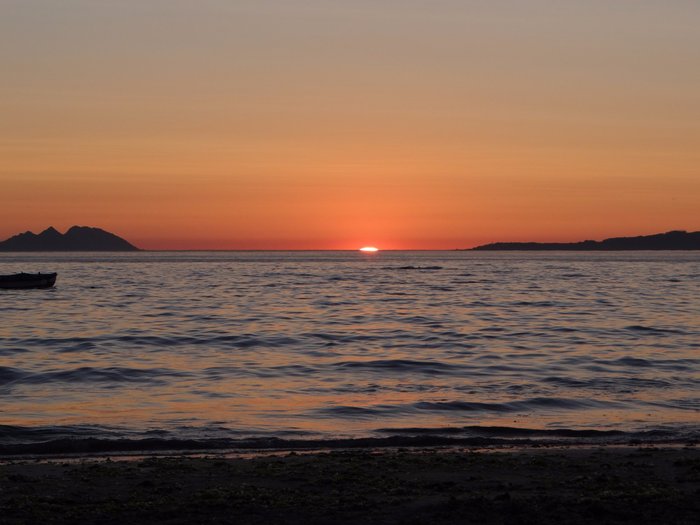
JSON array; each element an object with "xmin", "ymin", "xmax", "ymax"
[{"xmin": 359, "ymin": 246, "xmax": 379, "ymax": 252}]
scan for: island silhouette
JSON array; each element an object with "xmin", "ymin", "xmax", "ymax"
[
  {"xmin": 471, "ymin": 230, "xmax": 700, "ymax": 251},
  {"xmin": 0, "ymin": 226, "xmax": 139, "ymax": 251}
]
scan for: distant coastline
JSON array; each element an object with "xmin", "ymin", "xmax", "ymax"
[
  {"xmin": 470, "ymin": 230, "xmax": 700, "ymax": 251},
  {"xmin": 2, "ymin": 228, "xmax": 700, "ymax": 252},
  {"xmin": 0, "ymin": 226, "xmax": 139, "ymax": 251}
]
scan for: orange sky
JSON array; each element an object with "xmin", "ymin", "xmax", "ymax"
[{"xmin": 2, "ymin": 1, "xmax": 699, "ymax": 249}]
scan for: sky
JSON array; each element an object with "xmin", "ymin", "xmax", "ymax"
[{"xmin": 1, "ymin": 0, "xmax": 699, "ymax": 249}]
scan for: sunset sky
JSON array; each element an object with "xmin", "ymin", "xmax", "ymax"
[{"xmin": 2, "ymin": 1, "xmax": 699, "ymax": 249}]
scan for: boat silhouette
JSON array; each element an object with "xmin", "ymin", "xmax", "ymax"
[{"xmin": 0, "ymin": 272, "xmax": 57, "ymax": 289}]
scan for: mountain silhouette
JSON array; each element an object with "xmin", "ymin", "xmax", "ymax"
[
  {"xmin": 0, "ymin": 226, "xmax": 140, "ymax": 251},
  {"xmin": 471, "ymin": 230, "xmax": 700, "ymax": 251}
]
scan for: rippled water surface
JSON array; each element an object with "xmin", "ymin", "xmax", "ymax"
[{"xmin": 1, "ymin": 251, "xmax": 699, "ymax": 449}]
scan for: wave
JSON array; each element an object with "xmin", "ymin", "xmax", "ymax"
[
  {"xmin": 0, "ymin": 423, "xmax": 696, "ymax": 457},
  {"xmin": 314, "ymin": 397, "xmax": 627, "ymax": 419},
  {"xmin": 7, "ymin": 333, "xmax": 303, "ymax": 350},
  {"xmin": 375, "ymin": 425, "xmax": 630, "ymax": 438},
  {"xmin": 412, "ymin": 397, "xmax": 626, "ymax": 412},
  {"xmin": 334, "ymin": 359, "xmax": 463, "ymax": 375},
  {"xmin": 0, "ymin": 366, "xmax": 192, "ymax": 388},
  {"xmin": 625, "ymin": 325, "xmax": 687, "ymax": 335},
  {"xmin": 542, "ymin": 376, "xmax": 675, "ymax": 390},
  {"xmin": 593, "ymin": 356, "xmax": 700, "ymax": 371},
  {"xmin": 382, "ymin": 265, "xmax": 444, "ymax": 270}
]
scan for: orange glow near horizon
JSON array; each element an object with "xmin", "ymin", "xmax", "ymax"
[{"xmin": 1, "ymin": 2, "xmax": 699, "ymax": 249}]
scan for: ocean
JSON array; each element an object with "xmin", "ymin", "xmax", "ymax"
[{"xmin": 1, "ymin": 251, "xmax": 698, "ymax": 454}]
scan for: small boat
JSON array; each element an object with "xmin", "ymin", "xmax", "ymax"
[{"xmin": 0, "ymin": 272, "xmax": 57, "ymax": 289}]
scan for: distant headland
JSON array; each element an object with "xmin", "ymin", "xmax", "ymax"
[
  {"xmin": 471, "ymin": 230, "xmax": 700, "ymax": 251},
  {"xmin": 0, "ymin": 226, "xmax": 140, "ymax": 251}
]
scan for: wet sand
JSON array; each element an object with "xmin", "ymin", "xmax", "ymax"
[{"xmin": 1, "ymin": 446, "xmax": 699, "ymax": 524}]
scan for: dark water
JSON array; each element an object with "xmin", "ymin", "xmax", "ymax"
[{"xmin": 1, "ymin": 251, "xmax": 699, "ymax": 454}]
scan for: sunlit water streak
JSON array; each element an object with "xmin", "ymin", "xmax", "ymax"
[{"xmin": 1, "ymin": 251, "xmax": 699, "ymax": 451}]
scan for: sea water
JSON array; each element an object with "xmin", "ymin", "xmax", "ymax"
[{"xmin": 1, "ymin": 251, "xmax": 698, "ymax": 452}]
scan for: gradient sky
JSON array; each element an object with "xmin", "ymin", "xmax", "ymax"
[{"xmin": 2, "ymin": 1, "xmax": 699, "ymax": 249}]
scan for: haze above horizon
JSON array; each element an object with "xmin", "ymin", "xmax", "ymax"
[{"xmin": 2, "ymin": 1, "xmax": 699, "ymax": 250}]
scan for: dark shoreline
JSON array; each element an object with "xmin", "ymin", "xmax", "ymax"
[
  {"xmin": 1, "ymin": 445, "xmax": 698, "ymax": 524},
  {"xmin": 469, "ymin": 230, "xmax": 700, "ymax": 251},
  {"xmin": 1, "ymin": 427, "xmax": 695, "ymax": 457}
]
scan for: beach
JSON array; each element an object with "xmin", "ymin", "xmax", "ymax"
[{"xmin": 2, "ymin": 445, "xmax": 699, "ymax": 524}]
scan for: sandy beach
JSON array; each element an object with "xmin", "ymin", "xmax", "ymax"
[{"xmin": 1, "ymin": 445, "xmax": 698, "ymax": 524}]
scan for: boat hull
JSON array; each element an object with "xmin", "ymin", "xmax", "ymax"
[{"xmin": 0, "ymin": 273, "xmax": 57, "ymax": 289}]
